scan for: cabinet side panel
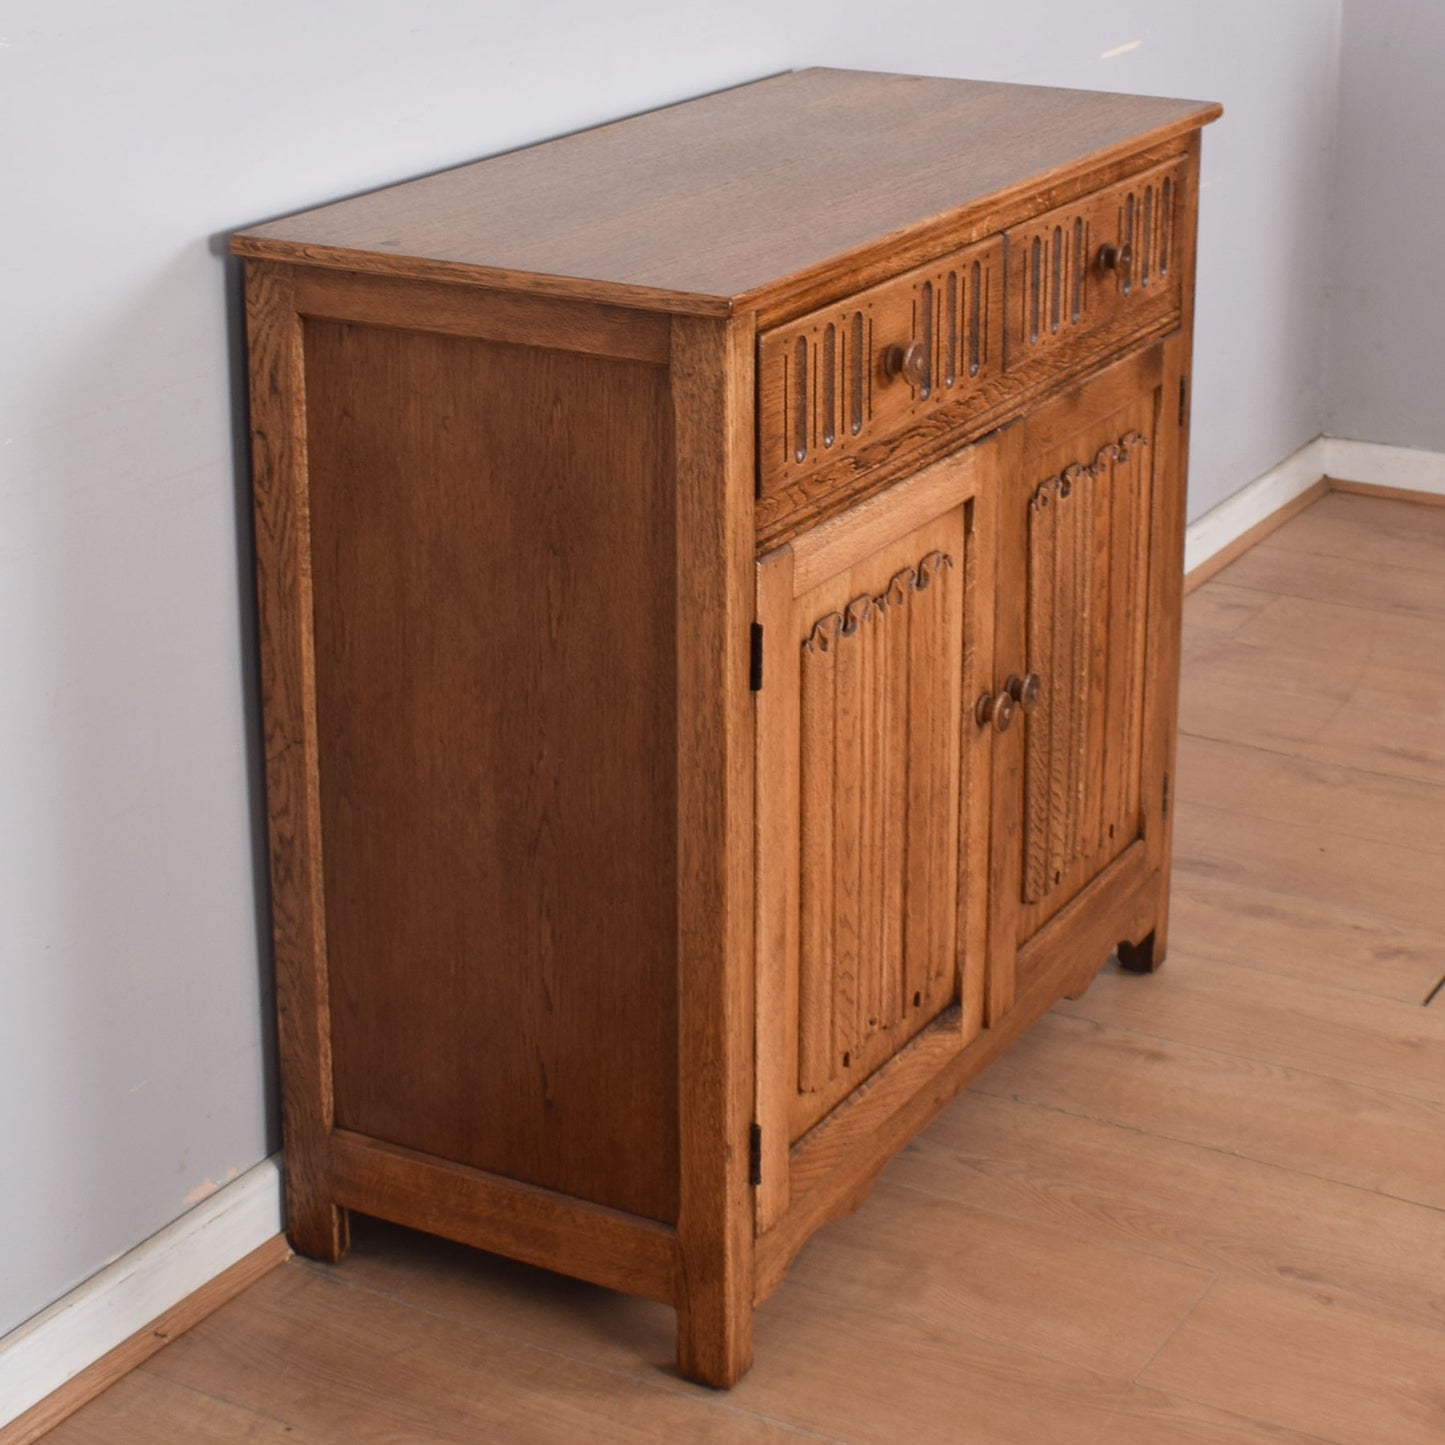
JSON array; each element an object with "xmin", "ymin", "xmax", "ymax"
[{"xmin": 304, "ymin": 320, "xmax": 679, "ymax": 1223}]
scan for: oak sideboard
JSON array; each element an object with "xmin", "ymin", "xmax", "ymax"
[{"xmin": 234, "ymin": 68, "xmax": 1220, "ymax": 1387}]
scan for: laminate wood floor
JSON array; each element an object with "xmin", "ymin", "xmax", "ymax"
[{"xmin": 46, "ymin": 492, "xmax": 1445, "ymax": 1444}]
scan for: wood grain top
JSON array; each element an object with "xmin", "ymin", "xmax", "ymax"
[{"xmin": 234, "ymin": 68, "xmax": 1219, "ymax": 311}]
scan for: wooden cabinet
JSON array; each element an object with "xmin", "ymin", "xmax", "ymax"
[{"xmin": 234, "ymin": 69, "xmax": 1218, "ymax": 1388}]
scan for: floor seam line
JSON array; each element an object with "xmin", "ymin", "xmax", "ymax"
[
  {"xmin": 131, "ymin": 1368, "xmax": 302, "ymax": 1433},
  {"xmin": 1175, "ymin": 729, "xmax": 1445, "ymax": 799},
  {"xmin": 1194, "ymin": 575, "xmax": 1445, "ymax": 627},
  {"xmin": 1129, "ymin": 1271, "xmax": 1217, "ymax": 1384},
  {"xmin": 964, "ymin": 1084, "xmax": 1445, "ymax": 1215},
  {"xmin": 1049, "ymin": 1006, "xmax": 1445, "ymax": 1104}
]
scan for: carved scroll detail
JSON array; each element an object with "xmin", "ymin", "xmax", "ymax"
[
  {"xmin": 1029, "ymin": 431, "xmax": 1146, "ymax": 508},
  {"xmin": 804, "ymin": 551, "xmax": 954, "ymax": 655}
]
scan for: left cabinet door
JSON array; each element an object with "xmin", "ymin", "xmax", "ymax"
[{"xmin": 752, "ymin": 445, "xmax": 996, "ymax": 1229}]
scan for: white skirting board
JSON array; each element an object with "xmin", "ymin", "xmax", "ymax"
[
  {"xmin": 0, "ymin": 1156, "xmax": 283, "ymax": 1427},
  {"xmin": 1184, "ymin": 435, "xmax": 1445, "ymax": 575},
  {"xmin": 1321, "ymin": 436, "xmax": 1445, "ymax": 496}
]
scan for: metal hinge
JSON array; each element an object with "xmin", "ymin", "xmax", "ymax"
[
  {"xmin": 1179, "ymin": 376, "xmax": 1188, "ymax": 427},
  {"xmin": 748, "ymin": 1123, "xmax": 763, "ymax": 1186},
  {"xmin": 1162, "ymin": 771, "xmax": 1171, "ymax": 820},
  {"xmin": 749, "ymin": 623, "xmax": 764, "ymax": 692}
]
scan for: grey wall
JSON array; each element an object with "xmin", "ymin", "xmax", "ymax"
[
  {"xmin": 1326, "ymin": 1, "xmax": 1445, "ymax": 449},
  {"xmin": 1, "ymin": 0, "xmax": 1343, "ymax": 1338}
]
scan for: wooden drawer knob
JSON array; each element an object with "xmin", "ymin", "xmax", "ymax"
[
  {"xmin": 975, "ymin": 689, "xmax": 1016, "ymax": 732},
  {"xmin": 1097, "ymin": 242, "xmax": 1133, "ymax": 277},
  {"xmin": 1006, "ymin": 672, "xmax": 1042, "ymax": 713},
  {"xmin": 882, "ymin": 339, "xmax": 928, "ymax": 388}
]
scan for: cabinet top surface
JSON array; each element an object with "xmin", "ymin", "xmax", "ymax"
[{"xmin": 235, "ymin": 68, "xmax": 1219, "ymax": 311}]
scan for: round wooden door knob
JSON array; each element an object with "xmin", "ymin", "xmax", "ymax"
[
  {"xmin": 882, "ymin": 340, "xmax": 928, "ymax": 388},
  {"xmin": 975, "ymin": 690, "xmax": 1016, "ymax": 732},
  {"xmin": 1097, "ymin": 242, "xmax": 1134, "ymax": 277},
  {"xmin": 1006, "ymin": 672, "xmax": 1042, "ymax": 713}
]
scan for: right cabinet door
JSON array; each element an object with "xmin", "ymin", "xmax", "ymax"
[{"xmin": 988, "ymin": 342, "xmax": 1173, "ymax": 1009}]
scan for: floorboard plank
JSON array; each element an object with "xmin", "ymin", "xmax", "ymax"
[
  {"xmin": 970, "ymin": 1012, "xmax": 1445, "ymax": 1209},
  {"xmin": 1179, "ymin": 634, "xmax": 1445, "ymax": 787},
  {"xmin": 40, "ymin": 1372, "xmax": 326, "ymax": 1445},
  {"xmin": 1218, "ymin": 537, "xmax": 1445, "ymax": 619},
  {"xmin": 144, "ymin": 1265, "xmax": 811, "ymax": 1444},
  {"xmin": 1140, "ymin": 1277, "xmax": 1445, "ymax": 1445},
  {"xmin": 1174, "ymin": 733, "xmax": 1445, "ymax": 856},
  {"xmin": 1219, "ymin": 588, "xmax": 1445, "ymax": 674},
  {"xmin": 891, "ymin": 1091, "xmax": 1445, "ymax": 1335},
  {"xmin": 747, "ymin": 1179, "xmax": 1213, "ymax": 1381},
  {"xmin": 1058, "ymin": 955, "xmax": 1445, "ymax": 1104},
  {"xmin": 1166, "ymin": 871, "xmax": 1443, "ymax": 1005},
  {"xmin": 738, "ymin": 1278, "xmax": 1332, "ymax": 1445},
  {"xmin": 1267, "ymin": 491, "xmax": 1445, "ymax": 572},
  {"xmin": 1172, "ymin": 801, "xmax": 1445, "ymax": 937},
  {"xmin": 1181, "ymin": 581, "xmax": 1275, "ymax": 637}
]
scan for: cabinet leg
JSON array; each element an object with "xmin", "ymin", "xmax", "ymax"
[
  {"xmin": 284, "ymin": 1170, "xmax": 351, "ymax": 1263},
  {"xmin": 1117, "ymin": 930, "xmax": 1163, "ymax": 975},
  {"xmin": 675, "ymin": 1282, "xmax": 754, "ymax": 1388}
]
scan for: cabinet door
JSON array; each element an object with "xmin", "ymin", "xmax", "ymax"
[
  {"xmin": 753, "ymin": 446, "xmax": 995, "ymax": 1228},
  {"xmin": 988, "ymin": 344, "xmax": 1169, "ymax": 1010}
]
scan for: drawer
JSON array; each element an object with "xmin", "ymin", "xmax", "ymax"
[
  {"xmin": 757, "ymin": 234, "xmax": 1007, "ymax": 500},
  {"xmin": 1005, "ymin": 157, "xmax": 1187, "ymax": 371}
]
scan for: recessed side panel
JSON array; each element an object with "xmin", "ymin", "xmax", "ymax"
[{"xmin": 304, "ymin": 320, "xmax": 679, "ymax": 1223}]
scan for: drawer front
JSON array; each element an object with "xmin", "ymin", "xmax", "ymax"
[
  {"xmin": 757, "ymin": 235, "xmax": 1007, "ymax": 500},
  {"xmin": 1005, "ymin": 158, "xmax": 1187, "ymax": 370}
]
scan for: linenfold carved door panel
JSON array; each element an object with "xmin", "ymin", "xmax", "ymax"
[
  {"xmin": 794, "ymin": 544, "xmax": 961, "ymax": 1110},
  {"xmin": 753, "ymin": 446, "xmax": 996, "ymax": 1229},
  {"xmin": 1020, "ymin": 424, "xmax": 1150, "ymax": 917},
  {"xmin": 988, "ymin": 343, "xmax": 1165, "ymax": 1011}
]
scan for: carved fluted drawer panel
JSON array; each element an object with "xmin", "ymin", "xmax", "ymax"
[
  {"xmin": 1005, "ymin": 158, "xmax": 1188, "ymax": 371},
  {"xmin": 757, "ymin": 236, "xmax": 1005, "ymax": 502}
]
